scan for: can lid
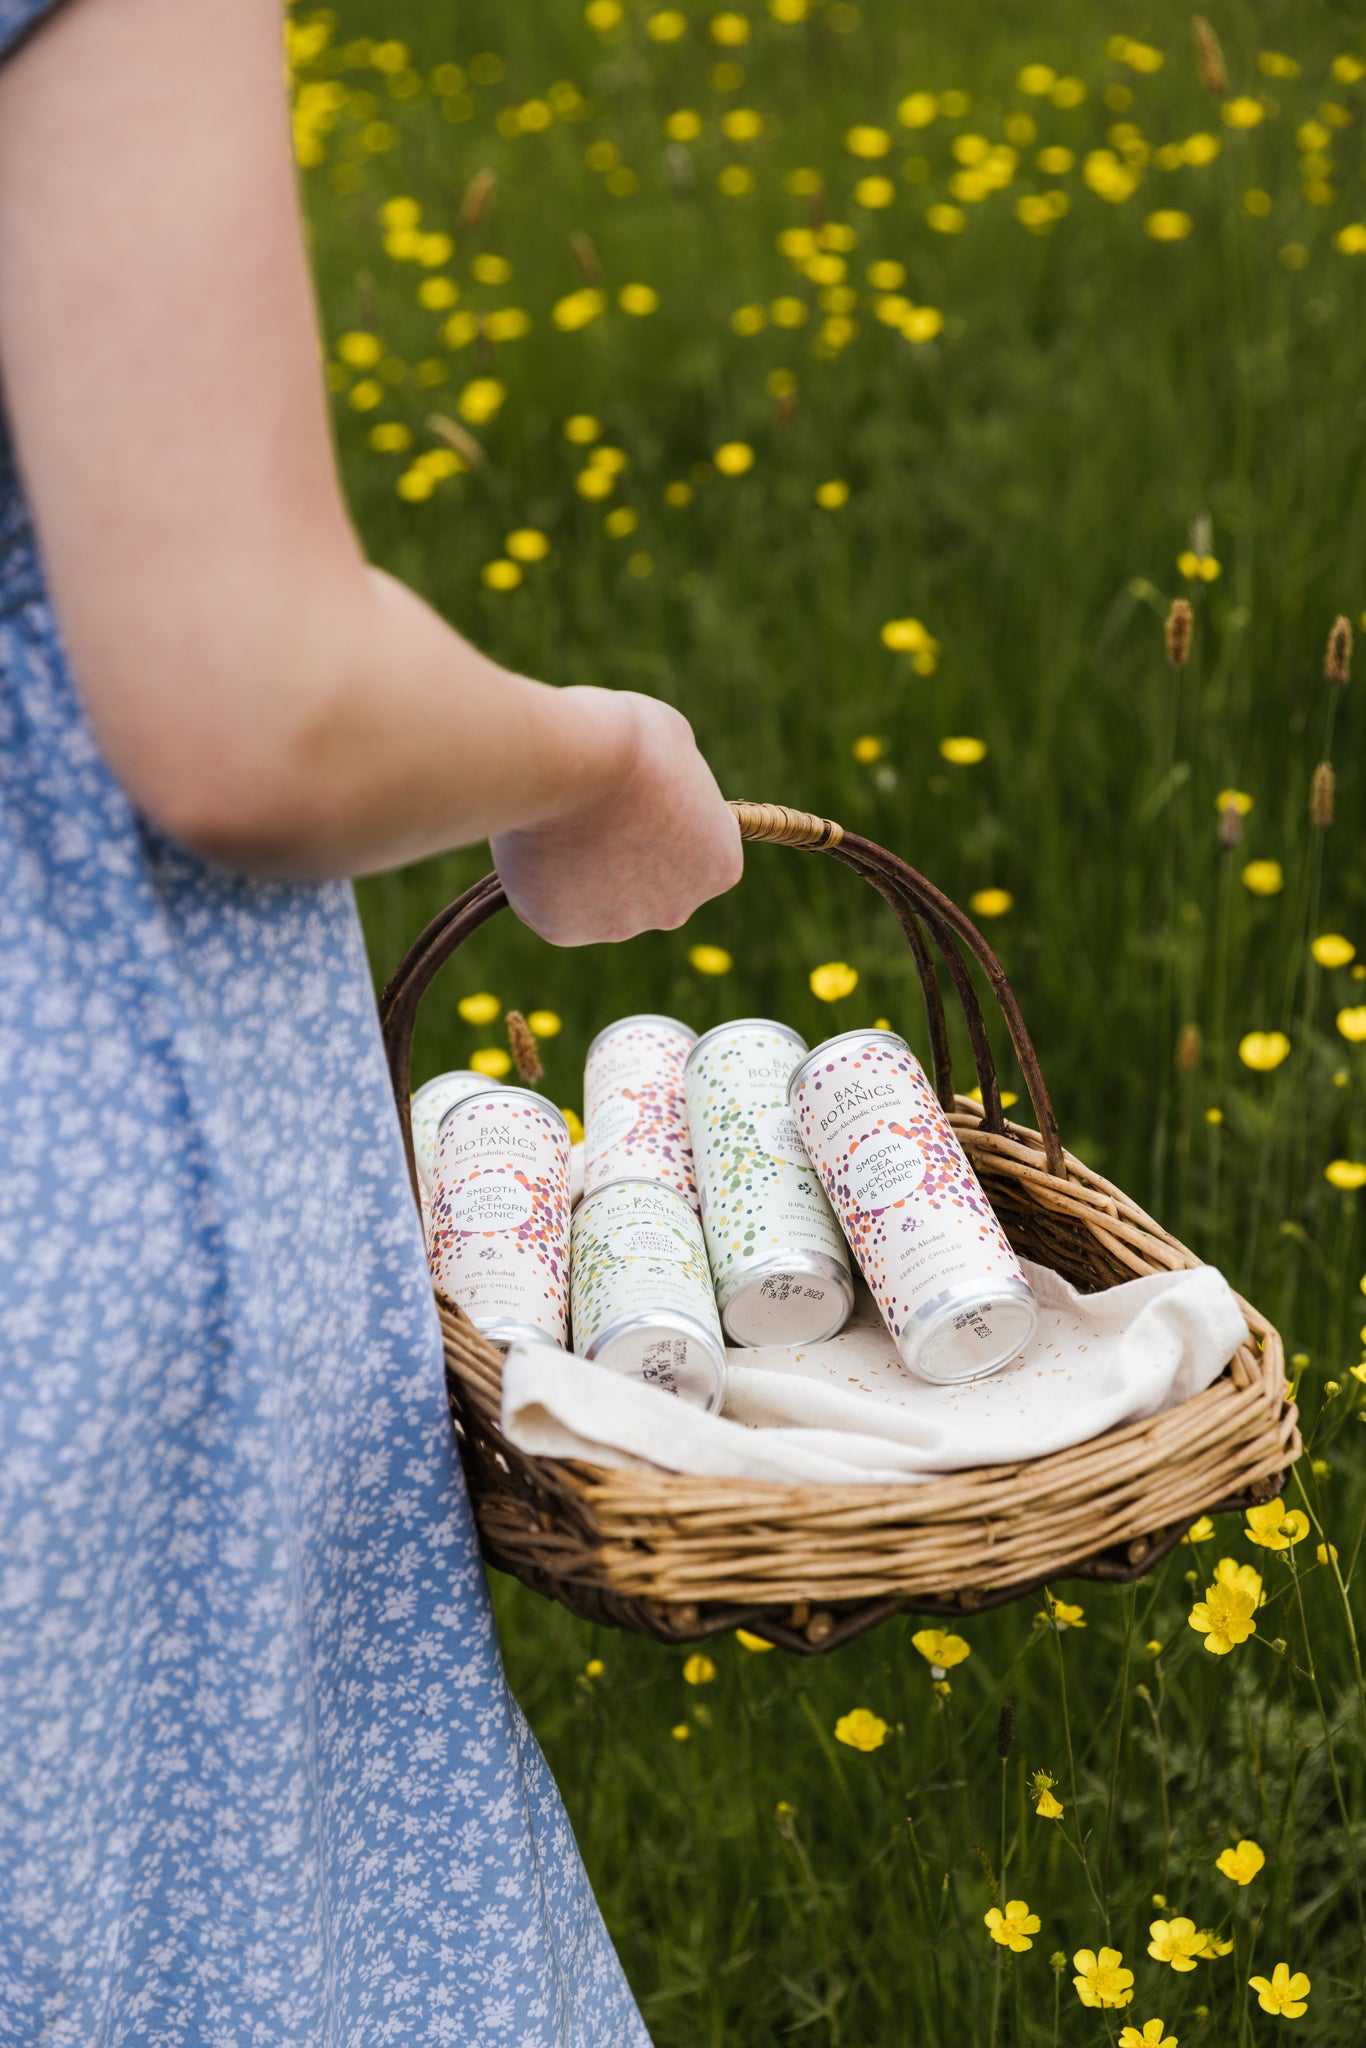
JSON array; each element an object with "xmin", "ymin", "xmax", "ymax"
[
  {"xmin": 584, "ymin": 1013, "xmax": 699, "ymax": 1064},
  {"xmin": 684, "ymin": 1016, "xmax": 809, "ymax": 1075},
  {"xmin": 435, "ymin": 1086, "xmax": 572, "ymax": 1143},
  {"xmin": 787, "ymin": 1027, "xmax": 912, "ymax": 1105},
  {"xmin": 412, "ymin": 1070, "xmax": 497, "ymax": 1114}
]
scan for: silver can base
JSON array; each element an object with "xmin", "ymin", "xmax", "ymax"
[
  {"xmin": 585, "ymin": 1310, "xmax": 727, "ymax": 1412},
  {"xmin": 897, "ymin": 1277, "xmax": 1038, "ymax": 1384},
  {"xmin": 721, "ymin": 1251, "xmax": 855, "ymax": 1348}
]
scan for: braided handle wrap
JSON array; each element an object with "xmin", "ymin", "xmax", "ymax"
[{"xmin": 380, "ymin": 798, "xmax": 1065, "ymax": 1192}]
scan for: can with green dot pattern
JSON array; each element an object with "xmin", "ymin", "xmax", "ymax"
[
  {"xmin": 569, "ymin": 1178, "xmax": 726, "ymax": 1410},
  {"xmin": 683, "ymin": 1019, "xmax": 854, "ymax": 1346}
]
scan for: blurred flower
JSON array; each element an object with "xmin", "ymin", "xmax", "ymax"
[
  {"xmin": 1147, "ymin": 210, "xmax": 1193, "ymax": 241},
  {"xmin": 1222, "ymin": 97, "xmax": 1265, "ymax": 128},
  {"xmin": 969, "ymin": 889, "xmax": 1013, "ymax": 917},
  {"xmin": 810, "ymin": 962, "xmax": 858, "ymax": 1000},
  {"xmin": 903, "ymin": 306, "xmax": 944, "ymax": 340},
  {"xmin": 418, "ymin": 277, "xmax": 459, "ymax": 310},
  {"xmin": 1189, "ymin": 1557, "xmax": 1262, "ymax": 1654},
  {"xmin": 647, "ymin": 11, "xmax": 688, "ymax": 40},
  {"xmin": 564, "ymin": 414, "xmax": 601, "ymax": 445},
  {"xmin": 666, "ymin": 108, "xmax": 702, "ymax": 140},
  {"xmin": 683, "ymin": 1654, "xmax": 716, "ymax": 1684},
  {"xmin": 348, "ymin": 379, "xmax": 383, "ymax": 412},
  {"xmin": 670, "ymin": 1722, "xmax": 691, "ymax": 1740},
  {"xmin": 526, "ymin": 1009, "xmax": 561, "ymax": 1036},
  {"xmin": 1037, "ymin": 145, "xmax": 1075, "ymax": 174},
  {"xmin": 1336, "ymin": 1008, "xmax": 1366, "ymax": 1042},
  {"xmin": 470, "ymin": 1047, "xmax": 512, "ymax": 1077},
  {"xmin": 770, "ymin": 296, "xmax": 809, "ymax": 326},
  {"xmin": 1238, "ymin": 1031, "xmax": 1289, "ymax": 1071},
  {"xmin": 1241, "ymin": 860, "xmax": 1283, "ymax": 895},
  {"xmin": 1019, "ymin": 63, "xmax": 1056, "ymax": 95},
  {"xmin": 867, "ymin": 259, "xmax": 906, "ymax": 288},
  {"xmin": 855, "ymin": 176, "xmax": 896, "ymax": 208},
  {"xmin": 457, "ymin": 377, "xmax": 506, "ymax": 424},
  {"xmin": 689, "ymin": 944, "xmax": 733, "ymax": 974},
  {"xmin": 1318, "ymin": 1538, "xmax": 1341, "ymax": 1560},
  {"xmin": 1312, "ymin": 934, "xmax": 1354, "ymax": 967},
  {"xmin": 458, "ymin": 992, "xmax": 500, "ymax": 1024},
  {"xmin": 561, "ymin": 1107, "xmax": 585, "ymax": 1144},
  {"xmin": 576, "ymin": 468, "xmax": 616, "ymax": 500},
  {"xmin": 1183, "ymin": 1517, "xmax": 1215, "ymax": 1542},
  {"xmin": 735, "ymin": 1629, "xmax": 775, "ymax": 1651},
  {"xmin": 1215, "ymin": 788, "xmax": 1253, "ymax": 816},
  {"xmin": 710, "ymin": 11, "xmax": 750, "ymax": 43},
  {"xmin": 1074, "ymin": 1948, "xmax": 1135, "ymax": 2009},
  {"xmin": 664, "ymin": 481, "xmax": 693, "ymax": 506},
  {"xmin": 1031, "ymin": 1770, "xmax": 1064, "ymax": 1819},
  {"xmin": 898, "ymin": 91, "xmax": 939, "ymax": 127},
  {"xmin": 604, "ymin": 507, "xmax": 638, "ymax": 537},
  {"xmin": 481, "ymin": 559, "xmax": 522, "ymax": 590},
  {"xmin": 1149, "ymin": 1919, "xmax": 1203, "ymax": 1972},
  {"xmin": 1249, "ymin": 1965, "xmax": 1310, "ymax": 2018},
  {"xmin": 852, "ymin": 735, "xmax": 883, "ymax": 761},
  {"xmin": 584, "ymin": 1656, "xmax": 605, "ymax": 1677},
  {"xmin": 965, "ymin": 1085, "xmax": 1018, "ymax": 1106},
  {"xmin": 835, "ymin": 1707, "xmax": 888, "ymax": 1751},
  {"xmin": 718, "ymin": 165, "xmax": 756, "ymax": 195},
  {"xmin": 846, "ymin": 124, "xmax": 892, "ymax": 157},
  {"xmin": 714, "ymin": 442, "xmax": 755, "ymax": 474},
  {"xmin": 370, "ymin": 422, "xmax": 413, "ymax": 452},
  {"xmin": 926, "ymin": 203, "xmax": 967, "ymax": 233},
  {"xmin": 1337, "ymin": 224, "xmax": 1366, "ymax": 256},
  {"xmin": 1245, "ymin": 1502, "xmax": 1309, "ymax": 1549},
  {"xmin": 505, "ymin": 528, "xmax": 550, "ymax": 562},
  {"xmin": 553, "ymin": 288, "xmax": 607, "ymax": 331},
  {"xmin": 941, "ymin": 737, "xmax": 987, "ymax": 764},
  {"xmin": 722, "ymin": 107, "xmax": 762, "ymax": 140},
  {"xmin": 1178, "ymin": 550, "xmax": 1221, "ymax": 579},
  {"xmin": 911, "ymin": 1627, "xmax": 970, "ymax": 1668},
  {"xmin": 338, "ymin": 330, "xmax": 383, "ymax": 368},
  {"xmin": 816, "ymin": 480, "xmax": 850, "ymax": 508},
  {"xmin": 985, "ymin": 1900, "xmax": 1040, "ymax": 1951},
  {"xmin": 1216, "ymin": 1839, "xmax": 1265, "ymax": 1885},
  {"xmin": 1325, "ymin": 1161, "xmax": 1366, "ymax": 1189}
]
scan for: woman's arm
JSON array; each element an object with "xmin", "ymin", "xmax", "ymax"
[{"xmin": 0, "ymin": 0, "xmax": 741, "ymax": 937}]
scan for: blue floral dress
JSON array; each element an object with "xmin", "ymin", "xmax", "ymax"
[{"xmin": 0, "ymin": 6, "xmax": 649, "ymax": 2043}]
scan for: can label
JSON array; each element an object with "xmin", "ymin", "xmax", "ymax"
[
  {"xmin": 684, "ymin": 1024, "xmax": 849, "ymax": 1316},
  {"xmin": 411, "ymin": 1070, "xmax": 495, "ymax": 1192},
  {"xmin": 570, "ymin": 1180, "xmax": 722, "ymax": 1356},
  {"xmin": 583, "ymin": 1017, "xmax": 698, "ymax": 1211},
  {"xmin": 790, "ymin": 1032, "xmax": 1025, "ymax": 1344},
  {"xmin": 429, "ymin": 1091, "xmax": 571, "ymax": 1342}
]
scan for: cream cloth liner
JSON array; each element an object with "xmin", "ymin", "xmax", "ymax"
[{"xmin": 500, "ymin": 1257, "xmax": 1248, "ymax": 1486}]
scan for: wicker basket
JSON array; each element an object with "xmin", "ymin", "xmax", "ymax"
[{"xmin": 380, "ymin": 800, "xmax": 1299, "ymax": 1656}]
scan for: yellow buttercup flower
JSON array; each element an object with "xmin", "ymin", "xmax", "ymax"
[
  {"xmin": 564, "ymin": 414, "xmax": 601, "ymax": 445},
  {"xmin": 834, "ymin": 1707, "xmax": 888, "ymax": 1751},
  {"xmin": 647, "ymin": 10, "xmax": 688, "ymax": 40},
  {"xmin": 553, "ymin": 288, "xmax": 607, "ymax": 332},
  {"xmin": 810, "ymin": 961, "xmax": 858, "ymax": 1001},
  {"xmin": 1222, "ymin": 96, "xmax": 1265, "ymax": 128},
  {"xmin": 1038, "ymin": 1595, "xmax": 1085, "ymax": 1629},
  {"xmin": 1194, "ymin": 1929, "xmax": 1234, "ymax": 1959},
  {"xmin": 964, "ymin": 1086, "xmax": 1018, "ymax": 1107},
  {"xmin": 709, "ymin": 10, "xmax": 750, "ymax": 43},
  {"xmin": 688, "ymin": 944, "xmax": 733, "ymax": 975},
  {"xmin": 458, "ymin": 992, "xmax": 500, "ymax": 1025},
  {"xmin": 481, "ymin": 559, "xmax": 522, "ymax": 591},
  {"xmin": 1244, "ymin": 1501, "xmax": 1309, "ymax": 1550},
  {"xmin": 1119, "ymin": 2025, "xmax": 1176, "ymax": 2048},
  {"xmin": 1312, "ymin": 933, "xmax": 1355, "ymax": 968},
  {"xmin": 1148, "ymin": 1918, "xmax": 1202, "ymax": 1973},
  {"xmin": 369, "ymin": 422, "xmax": 413, "ymax": 452},
  {"xmin": 470, "ymin": 1047, "xmax": 512, "ymax": 1078},
  {"xmin": 338, "ymin": 330, "xmax": 383, "ymax": 368},
  {"xmin": 1337, "ymin": 1007, "xmax": 1366, "ymax": 1042},
  {"xmin": 1325, "ymin": 1160, "xmax": 1366, "ymax": 1189},
  {"xmin": 1215, "ymin": 788, "xmax": 1253, "ymax": 816},
  {"xmin": 1146, "ymin": 210, "xmax": 1193, "ymax": 242},
  {"xmin": 969, "ymin": 889, "xmax": 1013, "ymax": 918},
  {"xmin": 522, "ymin": 1009, "xmax": 560, "ymax": 1038},
  {"xmin": 985, "ymin": 1899, "xmax": 1040, "ymax": 1952},
  {"xmin": 584, "ymin": 1656, "xmax": 605, "ymax": 1677},
  {"xmin": 1241, "ymin": 860, "xmax": 1283, "ymax": 896},
  {"xmin": 505, "ymin": 528, "xmax": 550, "ymax": 562},
  {"xmin": 902, "ymin": 306, "xmax": 944, "ymax": 341},
  {"xmin": 348, "ymin": 379, "xmax": 383, "ymax": 412},
  {"xmin": 846, "ymin": 124, "xmax": 892, "ymax": 158},
  {"xmin": 940, "ymin": 737, "xmax": 987, "ymax": 765},
  {"xmin": 457, "ymin": 377, "xmax": 506, "ymax": 425},
  {"xmin": 926, "ymin": 203, "xmax": 966, "ymax": 234},
  {"xmin": 1177, "ymin": 550, "xmax": 1221, "ymax": 580},
  {"xmin": 714, "ymin": 441, "xmax": 755, "ymax": 475},
  {"xmin": 603, "ymin": 508, "xmax": 638, "ymax": 538},
  {"xmin": 911, "ymin": 1627, "xmax": 970, "ymax": 1669},
  {"xmin": 561, "ymin": 1106, "xmax": 585, "ymax": 1144},
  {"xmin": 1216, "ymin": 1838, "xmax": 1265, "ymax": 1885},
  {"xmin": 881, "ymin": 616, "xmax": 935, "ymax": 652},
  {"xmin": 852, "ymin": 734, "xmax": 883, "ymax": 762},
  {"xmin": 682, "ymin": 1653, "xmax": 716, "ymax": 1685},
  {"xmin": 735, "ymin": 1629, "xmax": 775, "ymax": 1651},
  {"xmin": 1031, "ymin": 1770, "xmax": 1064, "ymax": 1819},
  {"xmin": 576, "ymin": 467, "xmax": 616, "ymax": 500},
  {"xmin": 816, "ymin": 480, "xmax": 850, "ymax": 509},
  {"xmin": 1238, "ymin": 1032, "xmax": 1290, "ymax": 1072},
  {"xmin": 1249, "ymin": 1964, "xmax": 1310, "ymax": 2018},
  {"xmin": 1188, "ymin": 1556, "xmax": 1262, "ymax": 1654},
  {"xmin": 1073, "ymin": 1947, "xmax": 1135, "ymax": 2010},
  {"xmin": 854, "ymin": 175, "xmax": 896, "ymax": 209},
  {"xmin": 670, "ymin": 1722, "xmax": 691, "ymax": 1740}
]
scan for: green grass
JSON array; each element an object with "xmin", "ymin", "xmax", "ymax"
[{"xmin": 296, "ymin": 2, "xmax": 1366, "ymax": 2037}]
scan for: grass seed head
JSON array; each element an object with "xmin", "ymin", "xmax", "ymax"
[
  {"xmin": 1177, "ymin": 1021, "xmax": 1202, "ymax": 1071},
  {"xmin": 459, "ymin": 166, "xmax": 497, "ymax": 227},
  {"xmin": 1191, "ymin": 16, "xmax": 1229, "ymax": 95},
  {"xmin": 505, "ymin": 1010, "xmax": 544, "ymax": 1082},
  {"xmin": 1310, "ymin": 760, "xmax": 1335, "ymax": 830},
  {"xmin": 426, "ymin": 413, "xmax": 486, "ymax": 468},
  {"xmin": 1165, "ymin": 597, "xmax": 1193, "ymax": 667},
  {"xmin": 1326, "ymin": 614, "xmax": 1353, "ymax": 686},
  {"xmin": 572, "ymin": 231, "xmax": 603, "ymax": 283},
  {"xmin": 1219, "ymin": 800, "xmax": 1243, "ymax": 850}
]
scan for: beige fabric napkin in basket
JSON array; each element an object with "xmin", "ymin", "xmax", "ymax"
[{"xmin": 500, "ymin": 1258, "xmax": 1248, "ymax": 1487}]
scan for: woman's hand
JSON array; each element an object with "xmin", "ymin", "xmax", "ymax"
[{"xmin": 492, "ymin": 691, "xmax": 743, "ymax": 946}]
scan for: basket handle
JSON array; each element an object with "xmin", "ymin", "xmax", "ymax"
[{"xmin": 379, "ymin": 799, "xmax": 1066, "ymax": 1196}]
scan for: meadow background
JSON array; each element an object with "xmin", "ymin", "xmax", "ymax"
[{"xmin": 294, "ymin": 2, "xmax": 1365, "ymax": 2038}]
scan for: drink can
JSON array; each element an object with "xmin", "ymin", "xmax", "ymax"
[
  {"xmin": 788, "ymin": 1029, "xmax": 1037, "ymax": 1383},
  {"xmin": 684, "ymin": 1020, "xmax": 854, "ymax": 1345},
  {"xmin": 412, "ymin": 1070, "xmax": 497, "ymax": 1194},
  {"xmin": 429, "ymin": 1088, "xmax": 572, "ymax": 1349},
  {"xmin": 582, "ymin": 1014, "xmax": 699, "ymax": 1212},
  {"xmin": 570, "ymin": 1179, "xmax": 726, "ymax": 1411}
]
